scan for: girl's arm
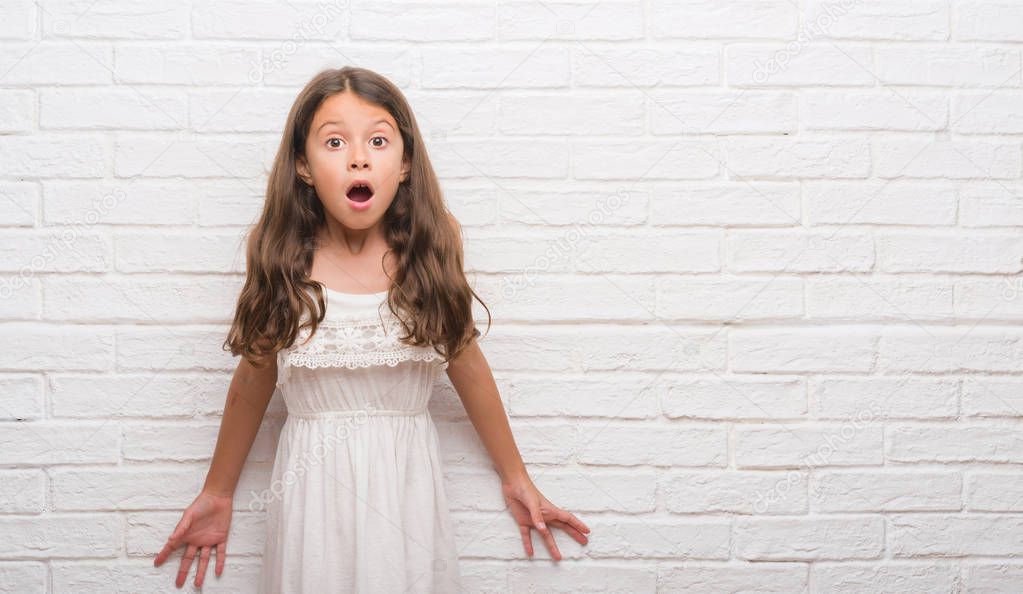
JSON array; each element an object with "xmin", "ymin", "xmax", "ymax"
[
  {"xmin": 443, "ymin": 213, "xmax": 589, "ymax": 558},
  {"xmin": 154, "ymin": 354, "xmax": 278, "ymax": 587},
  {"xmin": 445, "ymin": 343, "xmax": 591, "ymax": 560},
  {"xmin": 445, "ymin": 341, "xmax": 528, "ymax": 483},
  {"xmin": 203, "ymin": 354, "xmax": 278, "ymax": 496}
]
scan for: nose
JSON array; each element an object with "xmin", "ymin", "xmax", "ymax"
[{"xmin": 349, "ymin": 146, "xmax": 369, "ymax": 170}]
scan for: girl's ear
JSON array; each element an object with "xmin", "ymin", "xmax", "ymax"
[
  {"xmin": 399, "ymin": 158, "xmax": 410, "ymax": 183},
  {"xmin": 296, "ymin": 155, "xmax": 313, "ymax": 185}
]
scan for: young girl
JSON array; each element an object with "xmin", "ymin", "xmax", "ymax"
[{"xmin": 152, "ymin": 66, "xmax": 590, "ymax": 592}]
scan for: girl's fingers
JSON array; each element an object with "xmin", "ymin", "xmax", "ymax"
[
  {"xmin": 530, "ymin": 501, "xmax": 561, "ymax": 561},
  {"xmin": 154, "ymin": 538, "xmax": 177, "ymax": 567},
  {"xmin": 537, "ymin": 524, "xmax": 561, "ymax": 561},
  {"xmin": 519, "ymin": 524, "xmax": 534, "ymax": 557},
  {"xmin": 155, "ymin": 513, "xmax": 190, "ymax": 567},
  {"xmin": 215, "ymin": 541, "xmax": 226, "ymax": 576},
  {"xmin": 195, "ymin": 546, "xmax": 212, "ymax": 587},
  {"xmin": 549, "ymin": 519, "xmax": 588, "ymax": 545},
  {"xmin": 528, "ymin": 502, "xmax": 546, "ymax": 532},
  {"xmin": 557, "ymin": 508, "xmax": 590, "ymax": 535},
  {"xmin": 170, "ymin": 514, "xmax": 189, "ymax": 542},
  {"xmin": 177, "ymin": 544, "xmax": 197, "ymax": 588},
  {"xmin": 531, "ymin": 503, "xmax": 564, "ymax": 560}
]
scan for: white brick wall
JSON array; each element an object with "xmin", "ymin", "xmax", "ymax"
[{"xmin": 2, "ymin": 0, "xmax": 1023, "ymax": 592}]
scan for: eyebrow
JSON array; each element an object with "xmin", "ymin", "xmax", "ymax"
[{"xmin": 317, "ymin": 119, "xmax": 395, "ymax": 134}]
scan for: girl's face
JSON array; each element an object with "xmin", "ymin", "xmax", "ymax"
[{"xmin": 296, "ymin": 91, "xmax": 409, "ymax": 229}]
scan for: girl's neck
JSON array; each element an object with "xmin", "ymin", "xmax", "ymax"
[
  {"xmin": 320, "ymin": 220, "xmax": 385, "ymax": 256},
  {"xmin": 312, "ymin": 221, "xmax": 396, "ymax": 293}
]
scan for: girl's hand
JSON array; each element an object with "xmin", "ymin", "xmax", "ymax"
[
  {"xmin": 501, "ymin": 476, "xmax": 591, "ymax": 561},
  {"xmin": 153, "ymin": 489, "xmax": 233, "ymax": 589}
]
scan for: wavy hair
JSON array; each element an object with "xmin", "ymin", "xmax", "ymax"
[{"xmin": 224, "ymin": 66, "xmax": 489, "ymax": 368}]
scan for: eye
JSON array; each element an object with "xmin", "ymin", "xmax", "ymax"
[
  {"xmin": 326, "ymin": 137, "xmax": 343, "ymax": 149},
  {"xmin": 370, "ymin": 136, "xmax": 388, "ymax": 148}
]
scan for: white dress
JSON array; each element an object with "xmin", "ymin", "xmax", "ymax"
[{"xmin": 257, "ymin": 286, "xmax": 464, "ymax": 593}]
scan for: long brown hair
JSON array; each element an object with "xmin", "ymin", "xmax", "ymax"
[{"xmin": 224, "ymin": 66, "xmax": 489, "ymax": 368}]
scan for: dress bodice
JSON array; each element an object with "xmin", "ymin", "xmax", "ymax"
[{"xmin": 274, "ymin": 287, "xmax": 449, "ymax": 417}]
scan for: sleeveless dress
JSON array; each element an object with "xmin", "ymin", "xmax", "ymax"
[{"xmin": 256, "ymin": 286, "xmax": 465, "ymax": 593}]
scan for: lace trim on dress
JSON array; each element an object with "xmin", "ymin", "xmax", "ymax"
[{"xmin": 275, "ymin": 311, "xmax": 451, "ymax": 388}]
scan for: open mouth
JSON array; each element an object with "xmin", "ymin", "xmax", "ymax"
[{"xmin": 346, "ymin": 180, "xmax": 374, "ymax": 203}]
